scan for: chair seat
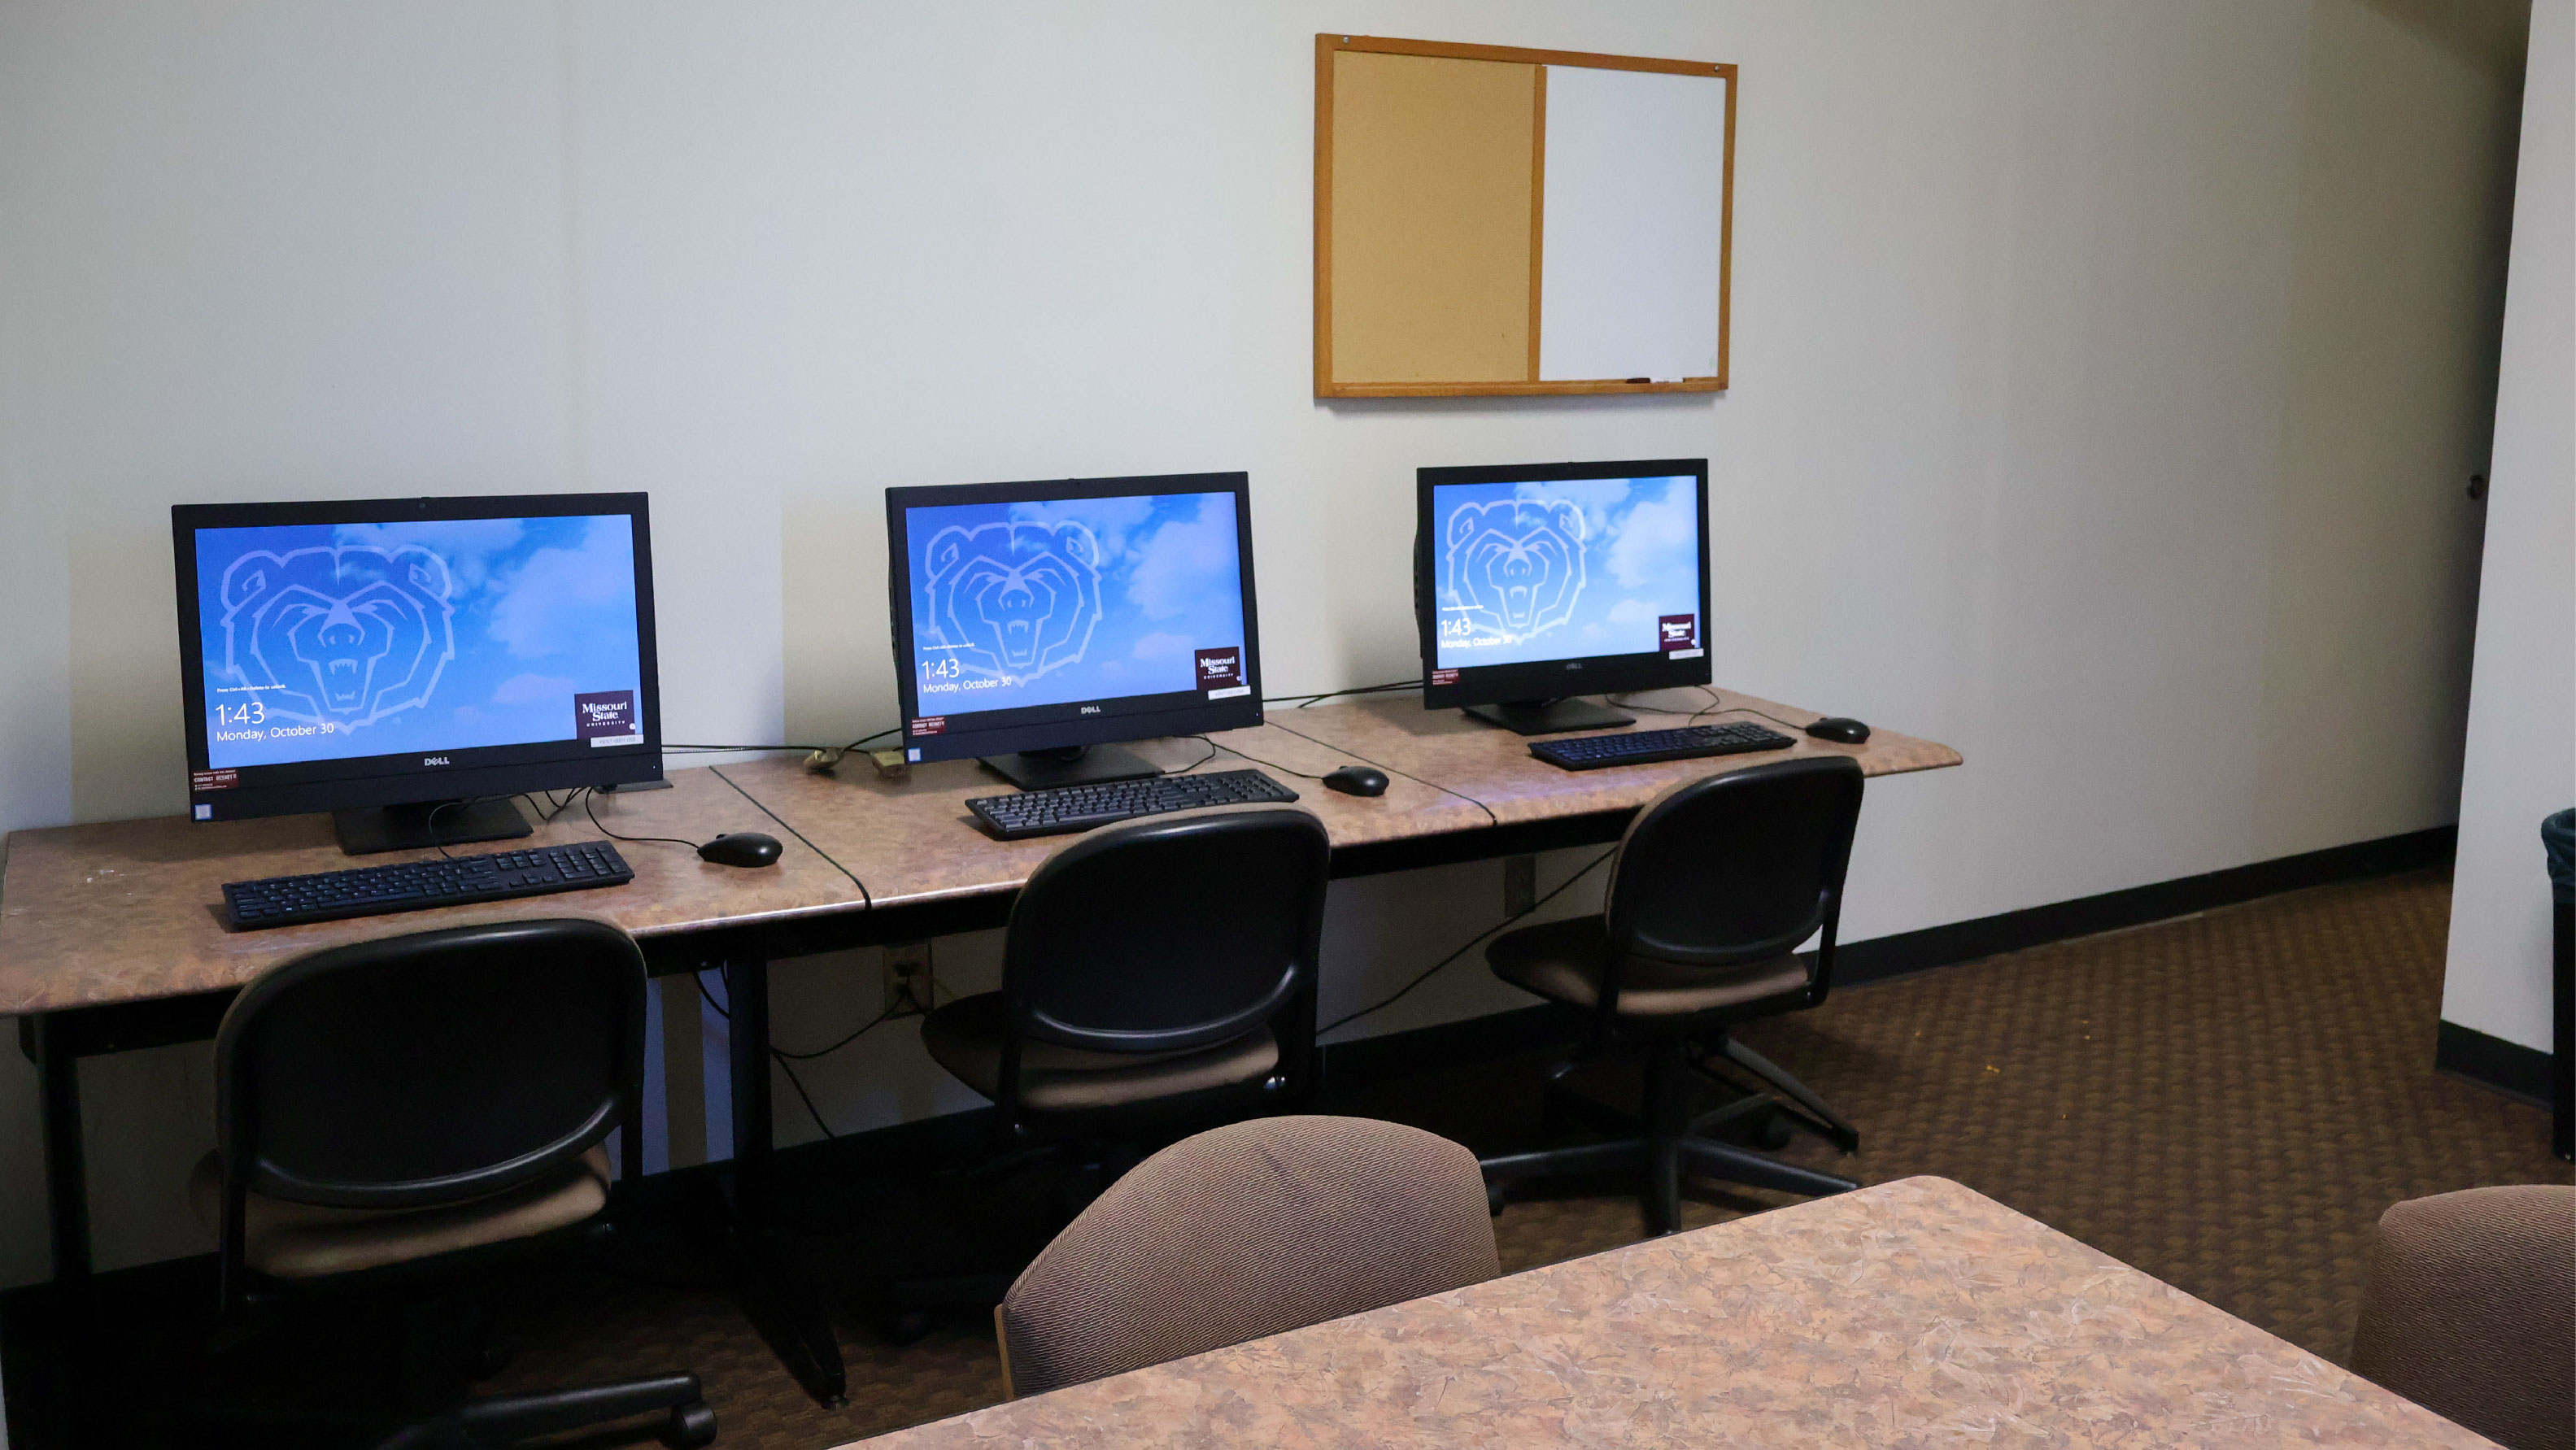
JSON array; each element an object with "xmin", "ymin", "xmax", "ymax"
[
  {"xmin": 190, "ymin": 1145, "xmax": 612, "ymax": 1280},
  {"xmin": 922, "ymin": 991, "xmax": 1279, "ymax": 1115},
  {"xmin": 1490, "ymin": 916, "xmax": 1810, "ymax": 1017}
]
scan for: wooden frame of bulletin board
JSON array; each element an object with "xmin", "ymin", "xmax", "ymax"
[{"xmin": 1314, "ymin": 34, "xmax": 1737, "ymax": 398}]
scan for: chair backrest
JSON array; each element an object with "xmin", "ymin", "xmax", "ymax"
[
  {"xmin": 1001, "ymin": 807, "xmax": 1330, "ymax": 1056},
  {"xmin": 215, "ymin": 917, "xmax": 646, "ymax": 1211},
  {"xmin": 1605, "ymin": 755, "xmax": 1864, "ymax": 974},
  {"xmin": 2349, "ymin": 1183, "xmax": 2574, "ymax": 1450},
  {"xmin": 996, "ymin": 1115, "xmax": 1499, "ymax": 1396}
]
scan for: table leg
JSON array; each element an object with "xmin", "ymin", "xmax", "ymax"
[
  {"xmin": 30, "ymin": 1015, "xmax": 92, "ymax": 1287},
  {"xmin": 721, "ymin": 956, "xmax": 848, "ymax": 1409}
]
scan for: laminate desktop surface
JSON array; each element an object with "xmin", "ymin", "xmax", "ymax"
[
  {"xmin": 849, "ymin": 1175, "xmax": 2491, "ymax": 1449},
  {"xmin": 0, "ymin": 766, "xmax": 863, "ymax": 1015},
  {"xmin": 0, "ymin": 692, "xmax": 1959, "ymax": 1014},
  {"xmin": 1266, "ymin": 686, "xmax": 1960, "ymax": 824},
  {"xmin": 726, "ymin": 690, "xmax": 1960, "ymax": 906}
]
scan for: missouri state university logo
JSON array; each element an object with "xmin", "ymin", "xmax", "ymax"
[
  {"xmin": 216, "ymin": 544, "xmax": 457, "ymax": 731},
  {"xmin": 919, "ymin": 520, "xmax": 1104, "ymax": 682},
  {"xmin": 1441, "ymin": 499, "xmax": 1589, "ymax": 644}
]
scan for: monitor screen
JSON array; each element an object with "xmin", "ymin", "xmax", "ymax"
[
  {"xmin": 886, "ymin": 472, "xmax": 1264, "ymax": 764},
  {"xmin": 173, "ymin": 494, "xmax": 661, "ymax": 823},
  {"xmin": 1416, "ymin": 459, "xmax": 1711, "ymax": 708}
]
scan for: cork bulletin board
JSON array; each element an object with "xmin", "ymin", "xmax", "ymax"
[{"xmin": 1314, "ymin": 34, "xmax": 1736, "ymax": 398}]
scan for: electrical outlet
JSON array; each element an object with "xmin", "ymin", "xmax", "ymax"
[
  {"xmin": 1502, "ymin": 856, "xmax": 1538, "ymax": 917},
  {"xmin": 883, "ymin": 941, "xmax": 933, "ymax": 1014}
]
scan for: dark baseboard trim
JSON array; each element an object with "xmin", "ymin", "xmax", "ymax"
[
  {"xmin": 2434, "ymin": 1021, "xmax": 2553, "ymax": 1107},
  {"xmin": 1833, "ymin": 825, "xmax": 2456, "ymax": 988},
  {"xmin": 1322, "ymin": 825, "xmax": 2461, "ymax": 1087}
]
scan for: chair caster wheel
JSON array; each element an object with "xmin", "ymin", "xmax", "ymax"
[
  {"xmin": 661, "ymin": 1400, "xmax": 717, "ymax": 1448},
  {"xmin": 884, "ymin": 1308, "xmax": 934, "ymax": 1345},
  {"xmin": 1755, "ymin": 1110, "xmax": 1796, "ymax": 1152}
]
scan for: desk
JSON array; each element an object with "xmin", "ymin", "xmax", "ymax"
[
  {"xmin": 0, "ymin": 689, "xmax": 1958, "ymax": 1405},
  {"xmin": 848, "ymin": 1174, "xmax": 2490, "ymax": 1448}
]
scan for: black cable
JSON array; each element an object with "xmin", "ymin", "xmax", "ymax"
[
  {"xmin": 1262, "ymin": 678, "xmax": 1422, "ymax": 709},
  {"xmin": 519, "ymin": 790, "xmax": 581, "ymax": 825},
  {"xmin": 1164, "ymin": 737, "xmax": 1224, "ymax": 774},
  {"xmin": 707, "ymin": 765, "xmax": 872, "ymax": 910},
  {"xmin": 662, "ymin": 744, "xmax": 839, "ymax": 754},
  {"xmin": 1624, "ymin": 686, "xmax": 1808, "ymax": 732},
  {"xmin": 1319, "ymin": 847, "xmax": 1616, "ymax": 1036},
  {"xmin": 582, "ymin": 789, "xmax": 702, "ymax": 851},
  {"xmin": 699, "ymin": 966, "xmax": 830, "ymax": 1138},
  {"xmin": 424, "ymin": 798, "xmax": 468, "ymax": 860},
  {"xmin": 663, "ymin": 727, "xmax": 901, "ymax": 755},
  {"xmin": 774, "ymin": 1053, "xmax": 836, "ymax": 1139},
  {"xmin": 1702, "ymin": 703, "xmax": 1811, "ymax": 732},
  {"xmin": 769, "ymin": 1008, "xmax": 895, "ymax": 1060},
  {"xmin": 1261, "ymin": 716, "xmax": 1501, "ymax": 828},
  {"xmin": 1180, "ymin": 734, "xmax": 1323, "ymax": 778}
]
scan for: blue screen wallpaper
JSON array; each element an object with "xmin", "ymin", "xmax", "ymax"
[
  {"xmin": 902, "ymin": 491, "xmax": 1247, "ymax": 717},
  {"xmin": 194, "ymin": 515, "xmax": 644, "ymax": 769},
  {"xmin": 1430, "ymin": 475, "xmax": 1702, "ymax": 669}
]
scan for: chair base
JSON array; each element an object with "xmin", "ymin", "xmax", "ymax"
[
  {"xmin": 372, "ymin": 1374, "xmax": 714, "ymax": 1449},
  {"xmin": 1480, "ymin": 1035, "xmax": 1858, "ymax": 1234}
]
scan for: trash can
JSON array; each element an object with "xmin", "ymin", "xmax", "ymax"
[{"xmin": 2546, "ymin": 808, "xmax": 2573, "ymax": 1162}]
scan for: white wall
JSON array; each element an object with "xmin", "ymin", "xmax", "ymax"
[
  {"xmin": 2444, "ymin": 0, "xmax": 2572, "ymax": 1056},
  {"xmin": 0, "ymin": 0, "xmax": 2522, "ymax": 1282}
]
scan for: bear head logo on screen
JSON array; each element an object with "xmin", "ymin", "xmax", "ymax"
[
  {"xmin": 217, "ymin": 545, "xmax": 458, "ymax": 730},
  {"xmin": 921, "ymin": 520, "xmax": 1105, "ymax": 683},
  {"xmin": 1442, "ymin": 499, "xmax": 1589, "ymax": 644}
]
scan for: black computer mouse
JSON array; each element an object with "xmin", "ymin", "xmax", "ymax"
[
  {"xmin": 1804, "ymin": 716, "xmax": 1872, "ymax": 744},
  {"xmin": 1322, "ymin": 765, "xmax": 1390, "ymax": 797},
  {"xmin": 699, "ymin": 832, "xmax": 782, "ymax": 868}
]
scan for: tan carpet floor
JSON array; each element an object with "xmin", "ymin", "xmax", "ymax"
[{"xmin": 467, "ymin": 868, "xmax": 2568, "ymax": 1449}]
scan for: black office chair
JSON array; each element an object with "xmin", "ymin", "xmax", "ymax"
[
  {"xmin": 883, "ymin": 808, "xmax": 1331, "ymax": 1337},
  {"xmin": 1480, "ymin": 755, "xmax": 1866, "ymax": 1234},
  {"xmin": 191, "ymin": 918, "xmax": 715, "ymax": 1449},
  {"xmin": 921, "ymin": 806, "xmax": 1332, "ymax": 1140}
]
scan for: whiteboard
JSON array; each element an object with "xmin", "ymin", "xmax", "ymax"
[{"xmin": 1538, "ymin": 66, "xmax": 1729, "ymax": 382}]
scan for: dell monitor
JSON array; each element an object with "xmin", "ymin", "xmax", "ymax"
[
  {"xmin": 886, "ymin": 472, "xmax": 1265, "ymax": 790},
  {"xmin": 172, "ymin": 493, "xmax": 663, "ymax": 854},
  {"xmin": 1416, "ymin": 459, "xmax": 1711, "ymax": 735}
]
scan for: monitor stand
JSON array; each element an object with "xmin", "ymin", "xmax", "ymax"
[
  {"xmin": 1462, "ymin": 698, "xmax": 1637, "ymax": 737},
  {"xmin": 333, "ymin": 798, "xmax": 535, "ymax": 856},
  {"xmin": 981, "ymin": 743, "xmax": 1164, "ymax": 791}
]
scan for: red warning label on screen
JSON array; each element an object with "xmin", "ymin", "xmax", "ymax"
[
  {"xmin": 191, "ymin": 769, "xmax": 239, "ymax": 793},
  {"xmin": 1658, "ymin": 614, "xmax": 1699, "ymax": 651},
  {"xmin": 909, "ymin": 717, "xmax": 946, "ymax": 737}
]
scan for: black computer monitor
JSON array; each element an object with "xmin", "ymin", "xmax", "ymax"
[
  {"xmin": 885, "ymin": 472, "xmax": 1265, "ymax": 790},
  {"xmin": 1415, "ymin": 459, "xmax": 1711, "ymax": 735},
  {"xmin": 172, "ymin": 493, "xmax": 663, "ymax": 854}
]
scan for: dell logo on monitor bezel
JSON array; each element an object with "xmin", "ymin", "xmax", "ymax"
[{"xmin": 422, "ymin": 756, "xmax": 451, "ymax": 767}]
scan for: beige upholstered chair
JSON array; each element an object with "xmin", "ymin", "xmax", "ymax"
[
  {"xmin": 2349, "ymin": 1183, "xmax": 2574, "ymax": 1450},
  {"xmin": 993, "ymin": 1115, "xmax": 1500, "ymax": 1396}
]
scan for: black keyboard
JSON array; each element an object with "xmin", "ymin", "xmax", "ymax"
[
  {"xmin": 967, "ymin": 769, "xmax": 1301, "ymax": 840},
  {"xmin": 1529, "ymin": 721, "xmax": 1798, "ymax": 772},
  {"xmin": 224, "ymin": 841, "xmax": 634, "ymax": 930}
]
